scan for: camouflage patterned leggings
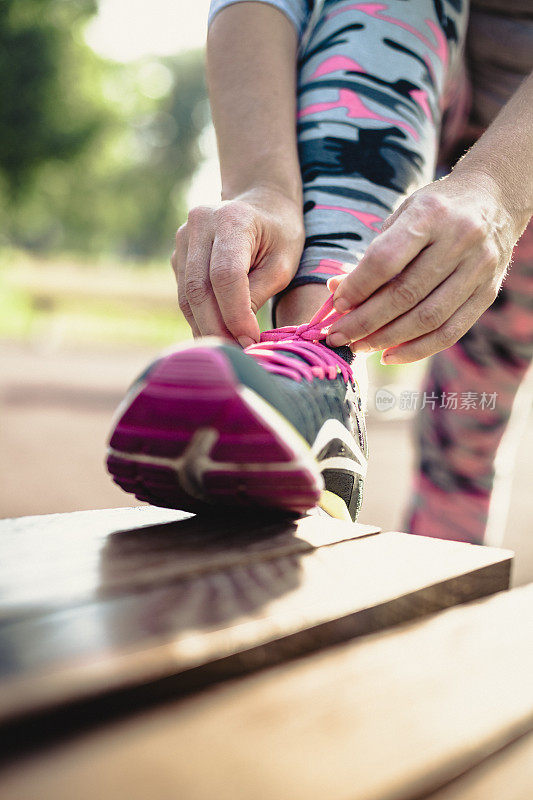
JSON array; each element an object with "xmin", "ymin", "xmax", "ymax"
[{"xmin": 282, "ymin": 0, "xmax": 533, "ymax": 543}]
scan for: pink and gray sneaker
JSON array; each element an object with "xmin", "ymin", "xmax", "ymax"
[{"xmin": 106, "ymin": 296, "xmax": 368, "ymax": 521}]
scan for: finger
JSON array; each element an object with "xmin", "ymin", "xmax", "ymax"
[
  {"xmin": 185, "ymin": 210, "xmax": 229, "ymax": 337},
  {"xmin": 327, "ymin": 275, "xmax": 344, "ymax": 293},
  {"xmin": 248, "ymin": 253, "xmax": 296, "ymax": 315},
  {"xmin": 327, "ymin": 240, "xmax": 462, "ymax": 346},
  {"xmin": 380, "ymin": 288, "xmax": 491, "ymax": 364},
  {"xmin": 350, "ymin": 262, "xmax": 480, "ymax": 352},
  {"xmin": 173, "ymin": 225, "xmax": 200, "ymax": 338},
  {"xmin": 331, "ymin": 202, "xmax": 432, "ymax": 313},
  {"xmin": 210, "ymin": 223, "xmax": 261, "ymax": 348}
]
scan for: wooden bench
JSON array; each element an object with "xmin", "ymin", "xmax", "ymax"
[{"xmin": 1, "ymin": 506, "xmax": 525, "ymax": 799}]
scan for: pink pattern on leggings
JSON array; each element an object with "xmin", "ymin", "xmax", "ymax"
[
  {"xmin": 299, "ymin": 88, "xmax": 420, "ymax": 140},
  {"xmin": 328, "ymin": 3, "xmax": 449, "ymax": 70},
  {"xmin": 311, "ymin": 56, "xmax": 365, "ymax": 78},
  {"xmin": 409, "ymin": 88, "xmax": 432, "ymax": 121},
  {"xmin": 314, "ymin": 204, "xmax": 383, "ymax": 232},
  {"xmin": 309, "ymin": 259, "xmax": 350, "ymax": 276}
]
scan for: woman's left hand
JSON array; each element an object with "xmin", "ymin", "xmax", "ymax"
[{"xmin": 326, "ymin": 171, "xmax": 521, "ymax": 364}]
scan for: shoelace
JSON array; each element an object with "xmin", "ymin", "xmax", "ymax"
[{"xmin": 244, "ymin": 295, "xmax": 352, "ymax": 383}]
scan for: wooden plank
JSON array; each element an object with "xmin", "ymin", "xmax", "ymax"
[
  {"xmin": 1, "ymin": 584, "xmax": 530, "ymax": 800},
  {"xmin": 422, "ymin": 728, "xmax": 533, "ymax": 800},
  {"xmin": 0, "ymin": 506, "xmax": 379, "ymax": 619},
  {"xmin": 0, "ymin": 520, "xmax": 511, "ymax": 730}
]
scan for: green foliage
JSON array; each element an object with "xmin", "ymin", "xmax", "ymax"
[
  {"xmin": 1, "ymin": 1, "xmax": 209, "ymax": 260},
  {"xmin": 0, "ymin": 0, "xmax": 101, "ymax": 196},
  {"xmin": 103, "ymin": 51, "xmax": 209, "ymax": 258}
]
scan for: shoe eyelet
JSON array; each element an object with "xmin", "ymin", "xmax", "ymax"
[{"xmin": 357, "ymin": 396, "xmax": 362, "ymax": 412}]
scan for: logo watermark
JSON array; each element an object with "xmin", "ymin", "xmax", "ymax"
[
  {"xmin": 375, "ymin": 387, "xmax": 396, "ymax": 412},
  {"xmin": 373, "ymin": 389, "xmax": 499, "ymax": 413}
]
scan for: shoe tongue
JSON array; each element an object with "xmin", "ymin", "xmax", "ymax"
[{"xmin": 324, "ymin": 343, "xmax": 354, "ymax": 365}]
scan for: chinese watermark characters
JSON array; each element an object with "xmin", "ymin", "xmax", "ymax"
[{"xmin": 375, "ymin": 388, "xmax": 498, "ymax": 412}]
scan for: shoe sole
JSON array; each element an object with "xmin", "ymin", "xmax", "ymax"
[{"xmin": 106, "ymin": 343, "xmax": 324, "ymax": 515}]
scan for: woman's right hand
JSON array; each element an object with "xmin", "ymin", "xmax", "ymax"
[{"xmin": 171, "ymin": 186, "xmax": 304, "ymax": 348}]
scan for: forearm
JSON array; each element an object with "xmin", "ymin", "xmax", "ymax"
[
  {"xmin": 452, "ymin": 70, "xmax": 533, "ymax": 231},
  {"xmin": 207, "ymin": 2, "xmax": 302, "ymax": 203}
]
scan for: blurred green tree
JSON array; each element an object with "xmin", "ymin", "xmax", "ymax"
[
  {"xmin": 117, "ymin": 50, "xmax": 209, "ymax": 258},
  {"xmin": 0, "ymin": 0, "xmax": 102, "ymax": 197},
  {"xmin": 95, "ymin": 51, "xmax": 209, "ymax": 258},
  {"xmin": 1, "ymin": 1, "xmax": 209, "ymax": 260}
]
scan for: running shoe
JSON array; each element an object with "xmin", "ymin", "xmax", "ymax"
[{"xmin": 106, "ymin": 295, "xmax": 367, "ymax": 521}]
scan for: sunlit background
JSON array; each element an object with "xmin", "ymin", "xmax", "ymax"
[
  {"xmin": 86, "ymin": 0, "xmax": 221, "ymax": 209},
  {"xmin": 1, "ymin": 0, "xmax": 531, "ymax": 583}
]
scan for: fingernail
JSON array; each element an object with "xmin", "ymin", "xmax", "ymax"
[
  {"xmin": 381, "ymin": 353, "xmax": 396, "ymax": 365},
  {"xmin": 238, "ymin": 336, "xmax": 256, "ymax": 349},
  {"xmin": 352, "ymin": 342, "xmax": 373, "ymax": 354},
  {"xmin": 333, "ymin": 297, "xmax": 351, "ymax": 314},
  {"xmin": 328, "ymin": 332, "xmax": 349, "ymax": 347}
]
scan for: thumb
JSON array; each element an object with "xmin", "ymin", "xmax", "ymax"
[
  {"xmin": 327, "ymin": 275, "xmax": 345, "ymax": 294},
  {"xmin": 248, "ymin": 254, "xmax": 298, "ymax": 316}
]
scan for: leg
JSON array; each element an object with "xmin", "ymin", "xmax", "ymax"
[
  {"xmin": 277, "ymin": 283, "xmax": 330, "ymax": 326},
  {"xmin": 276, "ymin": 0, "xmax": 469, "ymax": 327},
  {"xmin": 407, "ymin": 222, "xmax": 533, "ymax": 544},
  {"xmin": 406, "ymin": 4, "xmax": 533, "ymax": 544}
]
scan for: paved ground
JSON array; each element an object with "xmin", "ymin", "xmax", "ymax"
[{"xmin": 2, "ymin": 341, "xmax": 532, "ymax": 586}]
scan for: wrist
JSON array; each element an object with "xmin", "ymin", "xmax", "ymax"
[
  {"xmin": 449, "ymin": 164, "xmax": 528, "ymax": 236},
  {"xmin": 221, "ymin": 172, "xmax": 302, "ymax": 207},
  {"xmin": 452, "ymin": 159, "xmax": 532, "ymax": 235}
]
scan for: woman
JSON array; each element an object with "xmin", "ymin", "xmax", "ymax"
[{"xmin": 107, "ymin": 0, "xmax": 532, "ymax": 539}]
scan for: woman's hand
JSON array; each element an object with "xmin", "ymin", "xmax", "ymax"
[
  {"xmin": 326, "ymin": 172, "xmax": 522, "ymax": 363},
  {"xmin": 172, "ymin": 186, "xmax": 304, "ymax": 347}
]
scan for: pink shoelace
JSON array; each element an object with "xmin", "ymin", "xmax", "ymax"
[{"xmin": 244, "ymin": 295, "xmax": 352, "ymax": 383}]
